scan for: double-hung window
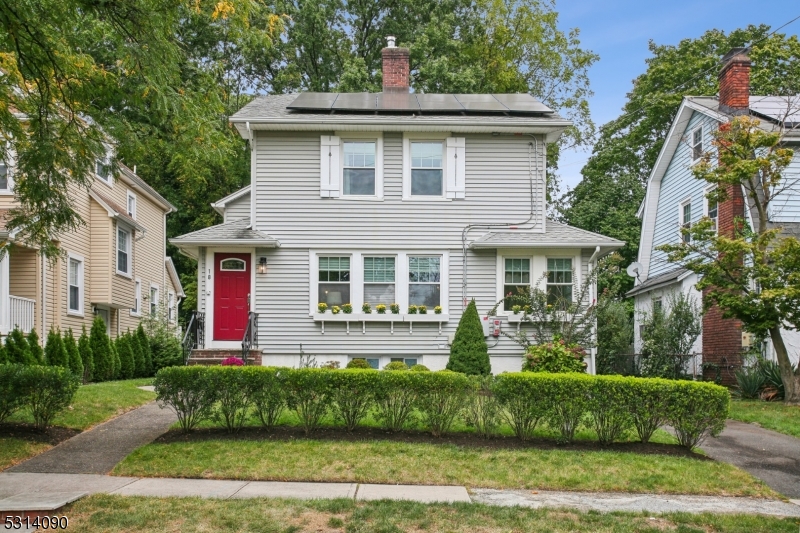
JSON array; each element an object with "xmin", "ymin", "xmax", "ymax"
[
  {"xmin": 127, "ymin": 191, "xmax": 137, "ymax": 219},
  {"xmin": 68, "ymin": 256, "xmax": 83, "ymax": 314},
  {"xmin": 503, "ymin": 258, "xmax": 531, "ymax": 310},
  {"xmin": 363, "ymin": 257, "xmax": 395, "ymax": 307},
  {"xmin": 0, "ymin": 160, "xmax": 9, "ymax": 191},
  {"xmin": 652, "ymin": 296, "xmax": 663, "ymax": 314},
  {"xmin": 319, "ymin": 257, "xmax": 351, "ymax": 307},
  {"xmin": 546, "ymin": 258, "xmax": 573, "ymax": 305},
  {"xmin": 691, "ymin": 127, "xmax": 703, "ymax": 162},
  {"xmin": 411, "ymin": 142, "xmax": 444, "ymax": 196},
  {"xmin": 96, "ymin": 158, "xmax": 111, "ymax": 183},
  {"xmin": 408, "ymin": 256, "xmax": 440, "ymax": 307},
  {"xmin": 705, "ymin": 187, "xmax": 718, "ymax": 232},
  {"xmin": 681, "ymin": 200, "xmax": 692, "ymax": 243},
  {"xmin": 117, "ymin": 227, "xmax": 131, "ymax": 275},
  {"xmin": 343, "ymin": 141, "xmax": 376, "ymax": 196},
  {"xmin": 168, "ymin": 292, "xmax": 175, "ymax": 322},
  {"xmin": 132, "ymin": 280, "xmax": 141, "ymax": 315},
  {"xmin": 150, "ymin": 286, "xmax": 159, "ymax": 317}
]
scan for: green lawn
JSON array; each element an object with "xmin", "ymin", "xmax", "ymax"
[
  {"xmin": 114, "ymin": 433, "xmax": 773, "ymax": 497},
  {"xmin": 729, "ymin": 400, "xmax": 800, "ymax": 438},
  {"xmin": 63, "ymin": 494, "xmax": 800, "ymax": 533},
  {"xmin": 1, "ymin": 378, "xmax": 155, "ymax": 470}
]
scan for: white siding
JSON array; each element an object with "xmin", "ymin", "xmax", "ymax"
[
  {"xmin": 769, "ymin": 146, "xmax": 800, "ymax": 222},
  {"xmin": 223, "ymin": 193, "xmax": 251, "ymax": 223}
]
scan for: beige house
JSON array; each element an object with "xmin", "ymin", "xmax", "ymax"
[{"xmin": 0, "ymin": 159, "xmax": 184, "ymax": 340}]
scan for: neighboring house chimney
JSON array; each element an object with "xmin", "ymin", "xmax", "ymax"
[
  {"xmin": 382, "ymin": 36, "xmax": 410, "ymax": 92},
  {"xmin": 718, "ymin": 47, "xmax": 751, "ymax": 115}
]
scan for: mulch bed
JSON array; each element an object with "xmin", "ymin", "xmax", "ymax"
[
  {"xmin": 0, "ymin": 423, "xmax": 80, "ymax": 447},
  {"xmin": 154, "ymin": 425, "xmax": 708, "ymax": 460}
]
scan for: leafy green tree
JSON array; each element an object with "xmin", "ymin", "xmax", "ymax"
[
  {"xmin": 78, "ymin": 325, "xmax": 93, "ymax": 383},
  {"xmin": 116, "ymin": 334, "xmax": 136, "ymax": 380},
  {"xmin": 90, "ymin": 317, "xmax": 113, "ymax": 382},
  {"xmin": 638, "ymin": 294, "xmax": 702, "ymax": 379},
  {"xmin": 27, "ymin": 329, "xmax": 44, "ymax": 365},
  {"xmin": 63, "ymin": 328, "xmax": 83, "ymax": 378},
  {"xmin": 5, "ymin": 329, "xmax": 31, "ymax": 365},
  {"xmin": 447, "ymin": 300, "xmax": 491, "ymax": 375},
  {"xmin": 44, "ymin": 328, "xmax": 69, "ymax": 368},
  {"xmin": 660, "ymin": 116, "xmax": 800, "ymax": 402},
  {"xmin": 129, "ymin": 330, "xmax": 146, "ymax": 377},
  {"xmin": 136, "ymin": 324, "xmax": 154, "ymax": 376},
  {"xmin": 562, "ymin": 26, "xmax": 800, "ymax": 296},
  {"xmin": 595, "ymin": 298, "xmax": 633, "ymax": 375}
]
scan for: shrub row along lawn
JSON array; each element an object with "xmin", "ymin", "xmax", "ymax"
[
  {"xmin": 153, "ymin": 367, "xmax": 730, "ymax": 448},
  {"xmin": 729, "ymin": 400, "xmax": 800, "ymax": 438},
  {"xmin": 0, "ymin": 378, "xmax": 155, "ymax": 470},
  {"xmin": 63, "ymin": 494, "xmax": 800, "ymax": 533}
]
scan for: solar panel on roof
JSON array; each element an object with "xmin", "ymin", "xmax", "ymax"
[
  {"xmin": 453, "ymin": 94, "xmax": 508, "ymax": 111},
  {"xmin": 492, "ymin": 94, "xmax": 554, "ymax": 114},
  {"xmin": 416, "ymin": 94, "xmax": 464, "ymax": 111},
  {"xmin": 376, "ymin": 93, "xmax": 420, "ymax": 111},
  {"xmin": 332, "ymin": 93, "xmax": 377, "ymax": 110},
  {"xmin": 287, "ymin": 92, "xmax": 337, "ymax": 110}
]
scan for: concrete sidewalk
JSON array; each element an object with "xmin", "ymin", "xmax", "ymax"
[{"xmin": 1, "ymin": 473, "xmax": 799, "ymax": 516}]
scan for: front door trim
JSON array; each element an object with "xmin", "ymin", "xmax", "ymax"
[{"xmin": 205, "ymin": 248, "xmax": 255, "ymax": 349}]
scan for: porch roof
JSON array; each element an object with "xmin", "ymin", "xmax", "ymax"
[
  {"xmin": 470, "ymin": 220, "xmax": 624, "ymax": 254},
  {"xmin": 170, "ymin": 218, "xmax": 280, "ymax": 257}
]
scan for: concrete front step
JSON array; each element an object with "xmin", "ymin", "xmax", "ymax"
[{"xmin": 188, "ymin": 349, "xmax": 262, "ymax": 366}]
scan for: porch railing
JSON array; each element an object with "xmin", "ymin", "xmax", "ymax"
[
  {"xmin": 242, "ymin": 311, "xmax": 259, "ymax": 365},
  {"xmin": 182, "ymin": 311, "xmax": 205, "ymax": 364},
  {"xmin": 9, "ymin": 295, "xmax": 35, "ymax": 333}
]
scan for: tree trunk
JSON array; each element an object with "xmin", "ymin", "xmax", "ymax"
[{"xmin": 768, "ymin": 326, "xmax": 800, "ymax": 404}]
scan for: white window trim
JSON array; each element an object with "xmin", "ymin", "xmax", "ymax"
[
  {"xmin": 116, "ymin": 224, "xmax": 133, "ymax": 278},
  {"xmin": 66, "ymin": 252, "xmax": 85, "ymax": 317},
  {"xmin": 310, "ymin": 250, "xmax": 449, "ymax": 315},
  {"xmin": 678, "ymin": 197, "xmax": 693, "ymax": 242},
  {"xmin": 402, "ymin": 132, "xmax": 451, "ymax": 201},
  {"xmin": 127, "ymin": 190, "xmax": 137, "ymax": 220},
  {"xmin": 168, "ymin": 291, "xmax": 176, "ymax": 323},
  {"xmin": 149, "ymin": 283, "xmax": 160, "ymax": 317},
  {"xmin": 131, "ymin": 278, "xmax": 142, "ymax": 317},
  {"xmin": 336, "ymin": 132, "xmax": 384, "ymax": 200},
  {"xmin": 690, "ymin": 126, "xmax": 703, "ymax": 163},
  {"xmin": 704, "ymin": 185, "xmax": 718, "ymax": 233},
  {"xmin": 495, "ymin": 250, "xmax": 582, "ymax": 316}
]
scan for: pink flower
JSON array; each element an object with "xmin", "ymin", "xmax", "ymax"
[{"xmin": 221, "ymin": 357, "xmax": 244, "ymax": 366}]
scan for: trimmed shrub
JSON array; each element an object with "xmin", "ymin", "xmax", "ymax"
[
  {"xmin": 410, "ymin": 364, "xmax": 430, "ymax": 372},
  {"xmin": 446, "ymin": 299, "xmax": 490, "ymax": 375},
  {"xmin": 373, "ymin": 370, "xmax": 417, "ymax": 431},
  {"xmin": 129, "ymin": 331, "xmax": 146, "ymax": 378},
  {"xmin": 383, "ymin": 361, "xmax": 408, "ymax": 371},
  {"xmin": 629, "ymin": 378, "xmax": 671, "ymax": 443},
  {"xmin": 211, "ymin": 367, "xmax": 251, "ymax": 433},
  {"xmin": 90, "ymin": 317, "xmax": 113, "ymax": 381},
  {"xmin": 5, "ymin": 328, "xmax": 32, "ymax": 365},
  {"xmin": 18, "ymin": 365, "xmax": 81, "ymax": 430},
  {"xmin": 150, "ymin": 330, "xmax": 182, "ymax": 371},
  {"xmin": 330, "ymin": 369, "xmax": 376, "ymax": 431},
  {"xmin": 587, "ymin": 376, "xmax": 634, "ymax": 445},
  {"xmin": 283, "ymin": 368, "xmax": 334, "ymax": 435},
  {"xmin": 493, "ymin": 373, "xmax": 549, "ymax": 440},
  {"xmin": 0, "ymin": 364, "xmax": 26, "ymax": 423},
  {"xmin": 522, "ymin": 340, "xmax": 587, "ymax": 373},
  {"xmin": 78, "ymin": 325, "xmax": 93, "ymax": 383},
  {"xmin": 540, "ymin": 373, "xmax": 591, "ymax": 444},
  {"xmin": 345, "ymin": 358, "xmax": 372, "ymax": 369},
  {"xmin": 667, "ymin": 381, "xmax": 729, "ymax": 449},
  {"xmin": 27, "ymin": 329, "xmax": 44, "ymax": 365},
  {"xmin": 465, "ymin": 375, "xmax": 501, "ymax": 438},
  {"xmin": 64, "ymin": 329, "xmax": 84, "ymax": 378},
  {"xmin": 136, "ymin": 324, "xmax": 154, "ymax": 376},
  {"xmin": 116, "ymin": 333, "xmax": 136, "ymax": 380},
  {"xmin": 45, "ymin": 328, "xmax": 69, "ymax": 368},
  {"xmin": 248, "ymin": 367, "xmax": 286, "ymax": 429},
  {"xmin": 415, "ymin": 371, "xmax": 470, "ymax": 437},
  {"xmin": 154, "ymin": 366, "xmax": 218, "ymax": 433}
]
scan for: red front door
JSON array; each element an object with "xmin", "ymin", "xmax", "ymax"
[{"xmin": 214, "ymin": 253, "xmax": 251, "ymax": 341}]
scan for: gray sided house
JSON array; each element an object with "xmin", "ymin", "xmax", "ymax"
[
  {"xmin": 630, "ymin": 48, "xmax": 800, "ymax": 381},
  {"xmin": 172, "ymin": 40, "xmax": 623, "ymax": 372}
]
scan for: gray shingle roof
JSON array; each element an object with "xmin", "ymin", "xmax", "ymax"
[
  {"xmin": 118, "ymin": 163, "xmax": 176, "ymax": 212},
  {"xmin": 626, "ymin": 267, "xmax": 690, "ymax": 297},
  {"xmin": 170, "ymin": 218, "xmax": 279, "ymax": 247},
  {"xmin": 470, "ymin": 220, "xmax": 624, "ymax": 249}
]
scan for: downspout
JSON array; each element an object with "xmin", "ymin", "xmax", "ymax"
[
  {"xmin": 588, "ymin": 245, "xmax": 601, "ymax": 375},
  {"xmin": 41, "ymin": 253, "xmax": 46, "ymax": 339},
  {"xmin": 461, "ymin": 135, "xmax": 542, "ymax": 310}
]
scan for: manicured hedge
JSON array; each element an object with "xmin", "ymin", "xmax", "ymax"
[
  {"xmin": 153, "ymin": 367, "xmax": 730, "ymax": 449},
  {"xmin": 0, "ymin": 363, "xmax": 81, "ymax": 429}
]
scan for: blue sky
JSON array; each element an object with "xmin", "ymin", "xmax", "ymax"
[{"xmin": 556, "ymin": 0, "xmax": 798, "ymax": 190}]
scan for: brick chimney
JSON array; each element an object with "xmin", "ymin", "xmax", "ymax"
[
  {"xmin": 718, "ymin": 48, "xmax": 751, "ymax": 115},
  {"xmin": 382, "ymin": 36, "xmax": 410, "ymax": 92}
]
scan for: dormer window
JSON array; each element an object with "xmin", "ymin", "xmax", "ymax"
[{"xmin": 96, "ymin": 158, "xmax": 111, "ymax": 183}]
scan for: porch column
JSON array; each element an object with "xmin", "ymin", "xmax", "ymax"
[{"xmin": 0, "ymin": 252, "xmax": 9, "ymax": 335}]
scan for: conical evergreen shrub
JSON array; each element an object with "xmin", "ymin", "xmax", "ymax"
[
  {"xmin": 6, "ymin": 328, "xmax": 32, "ymax": 365},
  {"xmin": 27, "ymin": 328, "xmax": 44, "ymax": 365},
  {"xmin": 64, "ymin": 328, "xmax": 84, "ymax": 378},
  {"xmin": 111, "ymin": 339, "xmax": 121, "ymax": 380},
  {"xmin": 116, "ymin": 333, "xmax": 135, "ymax": 379},
  {"xmin": 90, "ymin": 317, "xmax": 113, "ymax": 381},
  {"xmin": 137, "ymin": 324, "xmax": 153, "ymax": 376},
  {"xmin": 446, "ymin": 299, "xmax": 491, "ymax": 375},
  {"xmin": 45, "ymin": 328, "xmax": 69, "ymax": 368},
  {"xmin": 79, "ymin": 325, "xmax": 93, "ymax": 382},
  {"xmin": 0, "ymin": 335, "xmax": 6, "ymax": 364},
  {"xmin": 130, "ymin": 330, "xmax": 145, "ymax": 377}
]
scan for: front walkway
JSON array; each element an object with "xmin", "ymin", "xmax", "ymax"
[{"xmin": 700, "ymin": 420, "xmax": 800, "ymax": 498}]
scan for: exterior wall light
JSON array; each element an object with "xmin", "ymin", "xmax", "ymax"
[{"xmin": 257, "ymin": 256, "xmax": 268, "ymax": 274}]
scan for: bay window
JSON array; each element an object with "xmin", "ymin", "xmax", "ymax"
[
  {"xmin": 408, "ymin": 256, "xmax": 440, "ymax": 307},
  {"xmin": 546, "ymin": 258, "xmax": 573, "ymax": 305},
  {"xmin": 503, "ymin": 258, "xmax": 530, "ymax": 310},
  {"xmin": 319, "ymin": 256, "xmax": 351, "ymax": 307}
]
